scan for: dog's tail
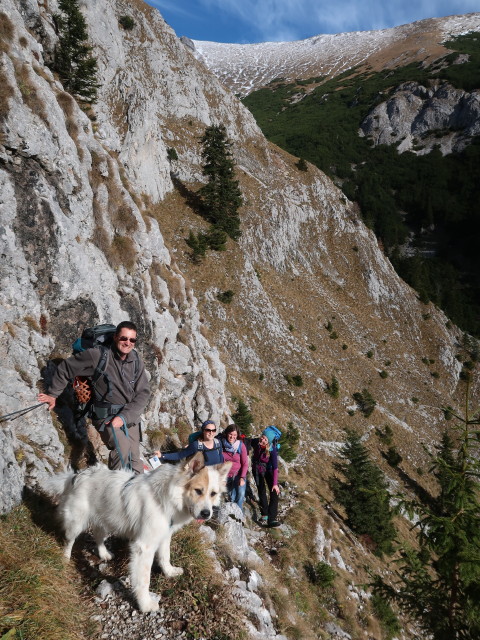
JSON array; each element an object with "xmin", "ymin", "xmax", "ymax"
[{"xmin": 40, "ymin": 471, "xmax": 76, "ymax": 498}]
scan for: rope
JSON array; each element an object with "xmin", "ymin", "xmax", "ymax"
[
  {"xmin": 110, "ymin": 422, "xmax": 133, "ymax": 471},
  {"xmin": 0, "ymin": 402, "xmax": 47, "ymax": 423}
]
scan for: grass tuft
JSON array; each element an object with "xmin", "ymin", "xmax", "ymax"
[
  {"xmin": 155, "ymin": 526, "xmax": 247, "ymax": 640},
  {"xmin": 0, "ymin": 503, "xmax": 98, "ymax": 640}
]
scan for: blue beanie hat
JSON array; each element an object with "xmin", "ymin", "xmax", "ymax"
[{"xmin": 201, "ymin": 420, "xmax": 216, "ymax": 430}]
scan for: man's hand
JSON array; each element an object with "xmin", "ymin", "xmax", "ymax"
[
  {"xmin": 107, "ymin": 416, "xmax": 124, "ymax": 429},
  {"xmin": 272, "ymin": 484, "xmax": 280, "ymax": 494},
  {"xmin": 38, "ymin": 394, "xmax": 56, "ymax": 410}
]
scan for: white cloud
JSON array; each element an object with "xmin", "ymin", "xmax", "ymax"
[
  {"xmin": 147, "ymin": 0, "xmax": 198, "ymax": 19},
  {"xmin": 197, "ymin": 0, "xmax": 480, "ymax": 41}
]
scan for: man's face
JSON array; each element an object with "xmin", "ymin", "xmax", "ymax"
[{"xmin": 113, "ymin": 328, "xmax": 137, "ymax": 358}]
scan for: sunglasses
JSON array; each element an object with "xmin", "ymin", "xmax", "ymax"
[
  {"xmin": 118, "ymin": 336, "xmax": 137, "ymax": 344},
  {"xmin": 203, "ymin": 428, "xmax": 216, "ymax": 433}
]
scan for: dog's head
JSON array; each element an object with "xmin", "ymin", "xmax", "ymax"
[{"xmin": 182, "ymin": 453, "xmax": 232, "ymax": 522}]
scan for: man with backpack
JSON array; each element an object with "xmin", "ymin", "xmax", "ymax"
[{"xmin": 38, "ymin": 321, "xmax": 150, "ymax": 474}]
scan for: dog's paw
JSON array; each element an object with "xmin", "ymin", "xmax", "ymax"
[
  {"xmin": 164, "ymin": 565, "xmax": 183, "ymax": 578},
  {"xmin": 138, "ymin": 596, "xmax": 160, "ymax": 613},
  {"xmin": 98, "ymin": 550, "xmax": 113, "ymax": 561}
]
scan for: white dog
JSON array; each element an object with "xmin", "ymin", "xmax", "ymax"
[{"xmin": 43, "ymin": 453, "xmax": 231, "ymax": 612}]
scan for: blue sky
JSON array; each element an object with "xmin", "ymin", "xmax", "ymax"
[{"xmin": 145, "ymin": 0, "xmax": 479, "ymax": 43}]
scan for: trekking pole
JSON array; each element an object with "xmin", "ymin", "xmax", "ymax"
[{"xmin": 0, "ymin": 402, "xmax": 48, "ymax": 423}]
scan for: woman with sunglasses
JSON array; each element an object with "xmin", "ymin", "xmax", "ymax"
[{"xmin": 158, "ymin": 420, "xmax": 224, "ymax": 466}]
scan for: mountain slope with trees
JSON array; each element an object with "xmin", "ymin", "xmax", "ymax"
[{"xmin": 242, "ymin": 32, "xmax": 480, "ymax": 335}]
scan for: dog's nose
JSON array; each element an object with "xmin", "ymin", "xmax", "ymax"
[{"xmin": 200, "ymin": 509, "xmax": 211, "ymax": 520}]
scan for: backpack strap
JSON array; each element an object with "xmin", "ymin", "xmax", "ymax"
[
  {"xmin": 196, "ymin": 438, "xmax": 221, "ymax": 452},
  {"xmin": 91, "ymin": 346, "xmax": 111, "ymax": 401},
  {"xmin": 132, "ymin": 349, "xmax": 140, "ymax": 383},
  {"xmin": 75, "ymin": 347, "xmax": 111, "ymax": 420}
]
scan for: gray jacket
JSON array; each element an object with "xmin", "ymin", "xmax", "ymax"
[{"xmin": 48, "ymin": 346, "xmax": 150, "ymax": 425}]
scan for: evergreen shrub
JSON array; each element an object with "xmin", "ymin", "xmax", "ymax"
[
  {"xmin": 278, "ymin": 422, "xmax": 300, "ymax": 462},
  {"xmin": 305, "ymin": 561, "xmax": 336, "ymax": 588},
  {"xmin": 353, "ymin": 389, "xmax": 376, "ymax": 417},
  {"xmin": 285, "ymin": 374, "xmax": 304, "ymax": 387},
  {"xmin": 325, "ymin": 376, "xmax": 339, "ymax": 398},
  {"xmin": 373, "ymin": 386, "xmax": 480, "ymax": 639},
  {"xmin": 167, "ymin": 147, "xmax": 178, "ymax": 161},
  {"xmin": 119, "ymin": 15, "xmax": 135, "ymax": 30},
  {"xmin": 385, "ymin": 446, "xmax": 402, "ymax": 467},
  {"xmin": 231, "ymin": 399, "xmax": 254, "ymax": 437},
  {"xmin": 296, "ymin": 157, "xmax": 308, "ymax": 171},
  {"xmin": 217, "ymin": 290, "xmax": 234, "ymax": 304},
  {"xmin": 371, "ymin": 594, "xmax": 401, "ymax": 640}
]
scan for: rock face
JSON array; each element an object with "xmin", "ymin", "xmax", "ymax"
[
  {"xmin": 359, "ymin": 81, "xmax": 480, "ymax": 154},
  {"xmin": 0, "ymin": 0, "xmax": 235, "ymax": 511}
]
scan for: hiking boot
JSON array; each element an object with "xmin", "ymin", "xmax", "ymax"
[
  {"xmin": 268, "ymin": 520, "xmax": 281, "ymax": 528},
  {"xmin": 258, "ymin": 515, "xmax": 268, "ymax": 526}
]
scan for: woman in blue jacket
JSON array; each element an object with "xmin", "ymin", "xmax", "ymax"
[{"xmin": 158, "ymin": 420, "xmax": 224, "ymax": 465}]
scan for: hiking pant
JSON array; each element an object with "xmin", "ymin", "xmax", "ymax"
[
  {"xmin": 254, "ymin": 470, "xmax": 278, "ymax": 523},
  {"xmin": 227, "ymin": 475, "xmax": 246, "ymax": 510},
  {"xmin": 97, "ymin": 422, "xmax": 143, "ymax": 474}
]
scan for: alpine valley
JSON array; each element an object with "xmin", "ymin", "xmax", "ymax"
[{"xmin": 1, "ymin": 2, "xmax": 479, "ymax": 639}]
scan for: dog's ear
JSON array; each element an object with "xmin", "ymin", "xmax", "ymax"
[
  {"xmin": 214, "ymin": 461, "xmax": 232, "ymax": 484},
  {"xmin": 184, "ymin": 451, "xmax": 206, "ymax": 476}
]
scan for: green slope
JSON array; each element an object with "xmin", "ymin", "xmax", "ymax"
[{"xmin": 243, "ymin": 33, "xmax": 480, "ymax": 335}]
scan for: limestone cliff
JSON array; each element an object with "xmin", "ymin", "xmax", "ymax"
[
  {"xmin": 359, "ymin": 80, "xmax": 480, "ymax": 154},
  {"xmin": 1, "ymin": 0, "xmax": 234, "ymax": 510}
]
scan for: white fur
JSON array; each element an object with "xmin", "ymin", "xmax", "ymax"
[{"xmin": 43, "ymin": 453, "xmax": 231, "ymax": 612}]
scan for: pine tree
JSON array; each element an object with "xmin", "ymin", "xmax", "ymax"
[
  {"xmin": 231, "ymin": 399, "xmax": 253, "ymax": 437},
  {"xmin": 325, "ymin": 375, "xmax": 340, "ymax": 398},
  {"xmin": 53, "ymin": 0, "xmax": 99, "ymax": 103},
  {"xmin": 331, "ymin": 431, "xmax": 396, "ymax": 555},
  {"xmin": 353, "ymin": 389, "xmax": 376, "ymax": 417},
  {"xmin": 199, "ymin": 125, "xmax": 242, "ymax": 240},
  {"xmin": 278, "ymin": 422, "xmax": 299, "ymax": 462},
  {"xmin": 374, "ymin": 382, "xmax": 480, "ymax": 639},
  {"xmin": 185, "ymin": 230, "xmax": 208, "ymax": 263}
]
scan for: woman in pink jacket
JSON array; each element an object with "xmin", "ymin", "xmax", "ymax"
[{"xmin": 220, "ymin": 424, "xmax": 249, "ymax": 511}]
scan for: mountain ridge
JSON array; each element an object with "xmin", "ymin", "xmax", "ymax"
[{"xmin": 190, "ymin": 13, "xmax": 480, "ymax": 95}]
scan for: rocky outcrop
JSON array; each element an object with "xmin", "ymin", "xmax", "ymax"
[
  {"xmin": 0, "ymin": 0, "xmax": 233, "ymax": 511},
  {"xmin": 359, "ymin": 80, "xmax": 480, "ymax": 154}
]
